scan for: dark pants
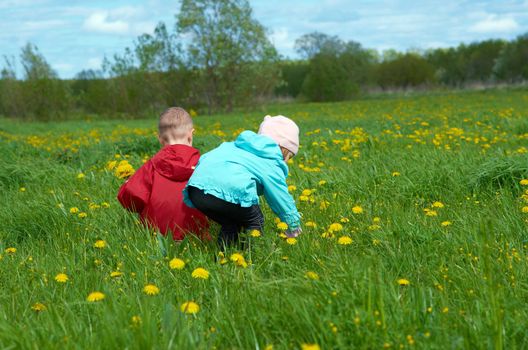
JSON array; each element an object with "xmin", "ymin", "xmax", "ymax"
[{"xmin": 187, "ymin": 186, "xmax": 264, "ymax": 247}]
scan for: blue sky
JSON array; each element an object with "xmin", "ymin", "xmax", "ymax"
[{"xmin": 1, "ymin": 0, "xmax": 527, "ymax": 78}]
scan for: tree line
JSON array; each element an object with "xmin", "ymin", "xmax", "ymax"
[{"xmin": 1, "ymin": 0, "xmax": 527, "ymax": 120}]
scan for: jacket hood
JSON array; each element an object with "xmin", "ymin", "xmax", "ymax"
[
  {"xmin": 234, "ymin": 130, "xmax": 283, "ymax": 160},
  {"xmin": 151, "ymin": 144, "xmax": 200, "ymax": 181}
]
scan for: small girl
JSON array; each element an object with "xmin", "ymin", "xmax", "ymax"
[{"xmin": 183, "ymin": 115, "xmax": 302, "ymax": 246}]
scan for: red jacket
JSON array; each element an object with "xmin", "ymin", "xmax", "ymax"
[{"xmin": 117, "ymin": 144, "xmax": 208, "ymax": 240}]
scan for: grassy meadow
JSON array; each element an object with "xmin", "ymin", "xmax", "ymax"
[{"xmin": 1, "ymin": 89, "xmax": 528, "ymax": 349}]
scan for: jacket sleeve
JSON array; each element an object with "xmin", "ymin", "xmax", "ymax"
[
  {"xmin": 117, "ymin": 161, "xmax": 153, "ymax": 213},
  {"xmin": 261, "ymin": 164, "xmax": 301, "ymax": 229}
]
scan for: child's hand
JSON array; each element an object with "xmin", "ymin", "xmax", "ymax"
[{"xmin": 286, "ymin": 227, "xmax": 302, "ymax": 238}]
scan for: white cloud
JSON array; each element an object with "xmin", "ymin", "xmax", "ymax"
[
  {"xmin": 24, "ymin": 19, "xmax": 65, "ymax": 30},
  {"xmin": 469, "ymin": 14, "xmax": 519, "ymax": 33},
  {"xmin": 270, "ymin": 27, "xmax": 292, "ymax": 52},
  {"xmin": 0, "ymin": 0, "xmax": 48, "ymax": 9},
  {"xmin": 86, "ymin": 57, "xmax": 102, "ymax": 70},
  {"xmin": 53, "ymin": 62, "xmax": 74, "ymax": 73},
  {"xmin": 83, "ymin": 11, "xmax": 129, "ymax": 34},
  {"xmin": 133, "ymin": 21, "xmax": 157, "ymax": 35}
]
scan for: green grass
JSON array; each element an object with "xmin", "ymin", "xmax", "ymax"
[{"xmin": 1, "ymin": 89, "xmax": 528, "ymax": 349}]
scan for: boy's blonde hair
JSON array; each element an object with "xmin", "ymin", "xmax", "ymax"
[{"xmin": 158, "ymin": 107, "xmax": 193, "ymax": 142}]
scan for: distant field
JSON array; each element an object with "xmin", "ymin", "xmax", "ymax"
[{"xmin": 1, "ymin": 89, "xmax": 528, "ymax": 349}]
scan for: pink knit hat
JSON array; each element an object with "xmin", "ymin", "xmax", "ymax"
[{"xmin": 258, "ymin": 115, "xmax": 300, "ymax": 155}]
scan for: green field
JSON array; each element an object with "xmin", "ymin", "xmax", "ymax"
[{"xmin": 1, "ymin": 89, "xmax": 528, "ymax": 349}]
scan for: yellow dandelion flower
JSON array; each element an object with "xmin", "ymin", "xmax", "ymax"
[
  {"xmin": 5, "ymin": 247, "xmax": 16, "ymax": 254},
  {"xmin": 277, "ymin": 222, "xmax": 288, "ymax": 231},
  {"xmin": 441, "ymin": 221, "xmax": 452, "ymax": 227},
  {"xmin": 169, "ymin": 258, "xmax": 185, "ymax": 270},
  {"xmin": 77, "ymin": 173, "xmax": 85, "ymax": 180},
  {"xmin": 301, "ymin": 189, "xmax": 313, "ymax": 196},
  {"xmin": 328, "ymin": 223, "xmax": 343, "ymax": 232},
  {"xmin": 522, "ymin": 206, "xmax": 528, "ymax": 213},
  {"xmin": 372, "ymin": 239, "xmax": 381, "ymax": 246},
  {"xmin": 319, "ymin": 200, "xmax": 330, "ymax": 210},
  {"xmin": 318, "ymin": 180, "xmax": 327, "ymax": 186},
  {"xmin": 110, "ymin": 271, "xmax": 123, "ymax": 278},
  {"xmin": 54, "ymin": 273, "xmax": 68, "ymax": 283},
  {"xmin": 407, "ymin": 335, "xmax": 415, "ymax": 345},
  {"xmin": 520, "ymin": 179, "xmax": 528, "ymax": 186},
  {"xmin": 93, "ymin": 240, "xmax": 106, "ymax": 249},
  {"xmin": 305, "ymin": 271, "xmax": 320, "ymax": 280},
  {"xmin": 143, "ymin": 284, "xmax": 160, "ymax": 296},
  {"xmin": 106, "ymin": 160, "xmax": 117, "ymax": 171},
  {"xmin": 86, "ymin": 291, "xmax": 105, "ymax": 302},
  {"xmin": 286, "ymin": 237, "xmax": 297, "ymax": 245},
  {"xmin": 425, "ymin": 210, "xmax": 438, "ymax": 216},
  {"xmin": 19, "ymin": 187, "xmax": 26, "ymax": 192},
  {"xmin": 321, "ymin": 231, "xmax": 334, "ymax": 238},
  {"xmin": 340, "ymin": 217, "xmax": 350, "ymax": 223},
  {"xmin": 78, "ymin": 212, "xmax": 87, "ymax": 218},
  {"xmin": 338, "ymin": 236, "xmax": 353, "ymax": 245},
  {"xmin": 288, "ymin": 185, "xmax": 297, "ymax": 192},
  {"xmin": 372, "ymin": 217, "xmax": 381, "ymax": 223},
  {"xmin": 180, "ymin": 301, "xmax": 200, "ymax": 314},
  {"xmin": 305, "ymin": 221, "xmax": 317, "ymax": 228},
  {"xmin": 432, "ymin": 201, "xmax": 444, "ymax": 208},
  {"xmin": 299, "ymin": 195, "xmax": 310, "ymax": 202},
  {"xmin": 392, "ymin": 171, "xmax": 401, "ymax": 177},
  {"xmin": 279, "ymin": 232, "xmax": 287, "ymax": 238},
  {"xmin": 352, "ymin": 205, "xmax": 363, "ymax": 214},
  {"xmin": 101, "ymin": 202, "xmax": 110, "ymax": 208},
  {"xmin": 192, "ymin": 267, "xmax": 210, "ymax": 279},
  {"xmin": 230, "ymin": 253, "xmax": 247, "ymax": 267},
  {"xmin": 69, "ymin": 207, "xmax": 79, "ymax": 214},
  {"xmin": 114, "ymin": 160, "xmax": 135, "ymax": 179},
  {"xmin": 89, "ymin": 203, "xmax": 101, "ymax": 210},
  {"xmin": 250, "ymin": 229, "xmax": 261, "ymax": 237},
  {"xmin": 31, "ymin": 302, "xmax": 47, "ymax": 312},
  {"xmin": 264, "ymin": 345, "xmax": 273, "ymax": 350},
  {"xmin": 301, "ymin": 344, "xmax": 320, "ymax": 350},
  {"xmin": 397, "ymin": 278, "xmax": 410, "ymax": 286},
  {"xmin": 442, "ymin": 307, "xmax": 449, "ymax": 313},
  {"xmin": 131, "ymin": 315, "xmax": 141, "ymax": 325}
]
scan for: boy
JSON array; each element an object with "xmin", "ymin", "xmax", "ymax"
[{"xmin": 117, "ymin": 107, "xmax": 208, "ymax": 240}]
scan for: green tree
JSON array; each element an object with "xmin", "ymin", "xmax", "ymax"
[
  {"xmin": 135, "ymin": 22, "xmax": 181, "ymax": 72},
  {"xmin": 18, "ymin": 43, "xmax": 71, "ymax": 119},
  {"xmin": 0, "ymin": 56, "xmax": 23, "ymax": 117},
  {"xmin": 297, "ymin": 33, "xmax": 375, "ymax": 101},
  {"xmin": 301, "ymin": 52, "xmax": 353, "ymax": 101},
  {"xmin": 294, "ymin": 32, "xmax": 344, "ymax": 58},
  {"xmin": 176, "ymin": 0, "xmax": 279, "ymax": 113},
  {"xmin": 20, "ymin": 43, "xmax": 57, "ymax": 80},
  {"xmin": 275, "ymin": 60, "xmax": 309, "ymax": 98},
  {"xmin": 425, "ymin": 40, "xmax": 504, "ymax": 86},
  {"xmin": 494, "ymin": 33, "xmax": 528, "ymax": 82},
  {"xmin": 376, "ymin": 53, "xmax": 435, "ymax": 89}
]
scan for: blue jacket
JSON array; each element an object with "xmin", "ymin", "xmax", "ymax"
[{"xmin": 183, "ymin": 131, "xmax": 301, "ymax": 229}]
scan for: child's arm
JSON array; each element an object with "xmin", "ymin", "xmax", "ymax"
[
  {"xmin": 117, "ymin": 162, "xmax": 153, "ymax": 213},
  {"xmin": 261, "ymin": 166, "xmax": 301, "ymax": 230}
]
